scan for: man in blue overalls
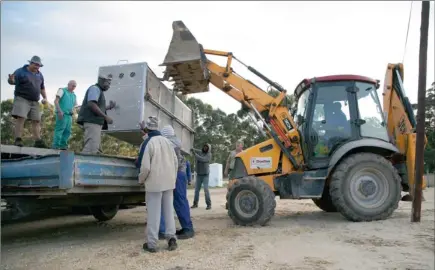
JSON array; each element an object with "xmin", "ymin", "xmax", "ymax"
[
  {"xmin": 158, "ymin": 125, "xmax": 195, "ymax": 240},
  {"xmin": 52, "ymin": 80, "xmax": 77, "ymax": 150}
]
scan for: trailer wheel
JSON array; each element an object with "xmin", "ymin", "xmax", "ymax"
[
  {"xmin": 312, "ymin": 186, "xmax": 337, "ymax": 212},
  {"xmin": 330, "ymin": 153, "xmax": 401, "ymax": 222},
  {"xmin": 226, "ymin": 176, "xmax": 276, "ymax": 226},
  {"xmin": 90, "ymin": 205, "xmax": 119, "ymax": 221}
]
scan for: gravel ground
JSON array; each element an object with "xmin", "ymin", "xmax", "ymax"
[{"xmin": 1, "ymin": 188, "xmax": 434, "ymax": 270}]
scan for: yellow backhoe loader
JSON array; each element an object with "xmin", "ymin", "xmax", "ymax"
[{"xmin": 160, "ymin": 21, "xmax": 426, "ymax": 226}]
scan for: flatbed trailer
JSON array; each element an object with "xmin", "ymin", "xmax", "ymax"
[{"xmin": 1, "ymin": 145, "xmax": 144, "ymax": 223}]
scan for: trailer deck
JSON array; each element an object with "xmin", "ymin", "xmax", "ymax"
[{"xmin": 1, "ymin": 145, "xmax": 144, "ymax": 222}]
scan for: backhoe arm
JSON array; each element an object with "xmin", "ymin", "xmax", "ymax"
[
  {"xmin": 383, "ymin": 63, "xmax": 427, "ymax": 194},
  {"xmin": 160, "ymin": 21, "xmax": 302, "ymax": 170}
]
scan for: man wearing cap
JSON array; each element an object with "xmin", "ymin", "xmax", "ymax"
[
  {"xmin": 158, "ymin": 125, "xmax": 195, "ymax": 240},
  {"xmin": 77, "ymin": 75, "xmax": 116, "ymax": 154},
  {"xmin": 138, "ymin": 116, "xmax": 179, "ymax": 253},
  {"xmin": 52, "ymin": 80, "xmax": 78, "ymax": 150},
  {"xmin": 7, "ymin": 55, "xmax": 48, "ymax": 148}
]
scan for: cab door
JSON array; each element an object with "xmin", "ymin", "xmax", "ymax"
[{"xmin": 304, "ymin": 81, "xmax": 359, "ymax": 169}]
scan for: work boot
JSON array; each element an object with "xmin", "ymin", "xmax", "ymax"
[
  {"xmin": 142, "ymin": 243, "xmax": 158, "ymax": 253},
  {"xmin": 168, "ymin": 238, "xmax": 178, "ymax": 251},
  {"xmin": 176, "ymin": 228, "xmax": 195, "ymax": 240},
  {"xmin": 34, "ymin": 139, "xmax": 47, "ymax": 149},
  {"xmin": 158, "ymin": 232, "xmax": 165, "ymax": 240},
  {"xmin": 206, "ymin": 205, "xmax": 212, "ymax": 210},
  {"xmin": 191, "ymin": 204, "xmax": 198, "ymax": 209},
  {"xmin": 14, "ymin": 138, "xmax": 24, "ymax": 147}
]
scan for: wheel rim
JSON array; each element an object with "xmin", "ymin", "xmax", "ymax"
[
  {"xmin": 349, "ymin": 167, "xmax": 389, "ymax": 209},
  {"xmin": 234, "ymin": 190, "xmax": 259, "ymax": 219}
]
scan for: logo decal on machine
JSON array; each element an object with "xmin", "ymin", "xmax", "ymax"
[{"xmin": 250, "ymin": 157, "xmax": 272, "ymax": 169}]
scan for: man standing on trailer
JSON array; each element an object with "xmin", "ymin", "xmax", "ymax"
[
  {"xmin": 52, "ymin": 80, "xmax": 78, "ymax": 150},
  {"xmin": 77, "ymin": 75, "xmax": 116, "ymax": 154},
  {"xmin": 138, "ymin": 116, "xmax": 179, "ymax": 253},
  {"xmin": 191, "ymin": 143, "xmax": 212, "ymax": 210},
  {"xmin": 7, "ymin": 55, "xmax": 48, "ymax": 148},
  {"xmin": 158, "ymin": 125, "xmax": 195, "ymax": 240}
]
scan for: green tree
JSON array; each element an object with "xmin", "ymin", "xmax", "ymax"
[
  {"xmin": 423, "ymin": 83, "xmax": 435, "ymax": 172},
  {"xmin": 1, "ymin": 95, "xmax": 270, "ymax": 171}
]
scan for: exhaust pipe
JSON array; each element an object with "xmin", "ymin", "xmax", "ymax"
[{"xmin": 160, "ymin": 21, "xmax": 210, "ymax": 94}]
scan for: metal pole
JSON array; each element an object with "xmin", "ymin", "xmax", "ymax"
[{"xmin": 412, "ymin": 1, "xmax": 430, "ymax": 223}]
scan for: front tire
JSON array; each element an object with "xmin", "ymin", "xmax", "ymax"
[
  {"xmin": 330, "ymin": 153, "xmax": 401, "ymax": 222},
  {"xmin": 226, "ymin": 176, "xmax": 276, "ymax": 226}
]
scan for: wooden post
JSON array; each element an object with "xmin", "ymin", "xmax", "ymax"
[{"xmin": 411, "ymin": 1, "xmax": 430, "ymax": 222}]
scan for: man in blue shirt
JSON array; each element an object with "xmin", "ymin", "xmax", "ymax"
[{"xmin": 7, "ymin": 56, "xmax": 48, "ymax": 148}]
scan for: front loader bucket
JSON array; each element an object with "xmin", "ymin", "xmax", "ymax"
[{"xmin": 160, "ymin": 20, "xmax": 210, "ymax": 94}]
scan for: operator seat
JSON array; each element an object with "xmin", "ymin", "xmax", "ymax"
[
  {"xmin": 331, "ymin": 102, "xmax": 348, "ymax": 129},
  {"xmin": 324, "ymin": 102, "xmax": 350, "ymax": 139}
]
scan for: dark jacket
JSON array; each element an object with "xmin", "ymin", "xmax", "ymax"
[
  {"xmin": 186, "ymin": 160, "xmax": 192, "ymax": 182},
  {"xmin": 77, "ymin": 85, "xmax": 107, "ymax": 127},
  {"xmin": 135, "ymin": 130, "xmax": 161, "ymax": 169},
  {"xmin": 193, "ymin": 143, "xmax": 211, "ymax": 175}
]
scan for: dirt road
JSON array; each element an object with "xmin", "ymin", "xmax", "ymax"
[{"xmin": 1, "ymin": 188, "xmax": 434, "ymax": 270}]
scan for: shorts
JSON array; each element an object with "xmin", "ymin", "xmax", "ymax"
[{"xmin": 11, "ymin": 96, "xmax": 41, "ymax": 121}]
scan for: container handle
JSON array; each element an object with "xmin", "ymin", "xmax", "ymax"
[{"xmin": 117, "ymin": 60, "xmax": 129, "ymax": 64}]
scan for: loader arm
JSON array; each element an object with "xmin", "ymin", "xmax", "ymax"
[
  {"xmin": 383, "ymin": 63, "xmax": 427, "ymax": 193},
  {"xmin": 160, "ymin": 21, "xmax": 302, "ymax": 170}
]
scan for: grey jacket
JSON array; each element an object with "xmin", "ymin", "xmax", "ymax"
[
  {"xmin": 166, "ymin": 135, "xmax": 186, "ymax": 173},
  {"xmin": 193, "ymin": 143, "xmax": 211, "ymax": 175}
]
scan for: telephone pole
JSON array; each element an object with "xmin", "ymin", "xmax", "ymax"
[{"xmin": 412, "ymin": 1, "xmax": 430, "ymax": 222}]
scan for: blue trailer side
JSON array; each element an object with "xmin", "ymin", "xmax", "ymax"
[{"xmin": 1, "ymin": 146, "xmax": 145, "ymax": 222}]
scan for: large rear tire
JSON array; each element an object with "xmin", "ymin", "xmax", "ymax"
[
  {"xmin": 312, "ymin": 186, "xmax": 337, "ymax": 212},
  {"xmin": 90, "ymin": 205, "xmax": 119, "ymax": 222},
  {"xmin": 226, "ymin": 176, "xmax": 276, "ymax": 226},
  {"xmin": 330, "ymin": 153, "xmax": 401, "ymax": 222}
]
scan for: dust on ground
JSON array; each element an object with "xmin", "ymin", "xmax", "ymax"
[{"xmin": 1, "ymin": 188, "xmax": 434, "ymax": 270}]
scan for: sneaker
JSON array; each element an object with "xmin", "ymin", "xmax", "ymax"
[
  {"xmin": 177, "ymin": 228, "xmax": 195, "ymax": 240},
  {"xmin": 14, "ymin": 138, "xmax": 24, "ymax": 147},
  {"xmin": 34, "ymin": 140, "xmax": 47, "ymax": 149},
  {"xmin": 168, "ymin": 238, "xmax": 178, "ymax": 251},
  {"xmin": 158, "ymin": 232, "xmax": 165, "ymax": 240},
  {"xmin": 143, "ymin": 243, "xmax": 158, "ymax": 253},
  {"xmin": 206, "ymin": 205, "xmax": 212, "ymax": 210},
  {"xmin": 191, "ymin": 204, "xmax": 198, "ymax": 209}
]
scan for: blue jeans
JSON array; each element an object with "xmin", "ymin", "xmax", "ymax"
[
  {"xmin": 159, "ymin": 171, "xmax": 193, "ymax": 233},
  {"xmin": 193, "ymin": 174, "xmax": 211, "ymax": 206}
]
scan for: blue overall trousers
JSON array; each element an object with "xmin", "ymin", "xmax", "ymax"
[{"xmin": 159, "ymin": 170, "xmax": 193, "ymax": 233}]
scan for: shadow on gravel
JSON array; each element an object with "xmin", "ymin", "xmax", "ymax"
[{"xmin": 1, "ymin": 213, "xmax": 145, "ymax": 246}]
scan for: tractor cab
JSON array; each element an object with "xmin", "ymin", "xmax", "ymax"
[{"xmin": 293, "ymin": 75, "xmax": 389, "ymax": 169}]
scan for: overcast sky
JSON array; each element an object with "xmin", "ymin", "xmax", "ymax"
[{"xmin": 1, "ymin": 1, "xmax": 434, "ymax": 115}]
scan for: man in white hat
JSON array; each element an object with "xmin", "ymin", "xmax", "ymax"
[
  {"xmin": 7, "ymin": 55, "xmax": 48, "ymax": 148},
  {"xmin": 137, "ymin": 116, "xmax": 179, "ymax": 253}
]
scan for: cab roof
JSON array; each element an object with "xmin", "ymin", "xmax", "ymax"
[{"xmin": 293, "ymin": 74, "xmax": 378, "ymax": 98}]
